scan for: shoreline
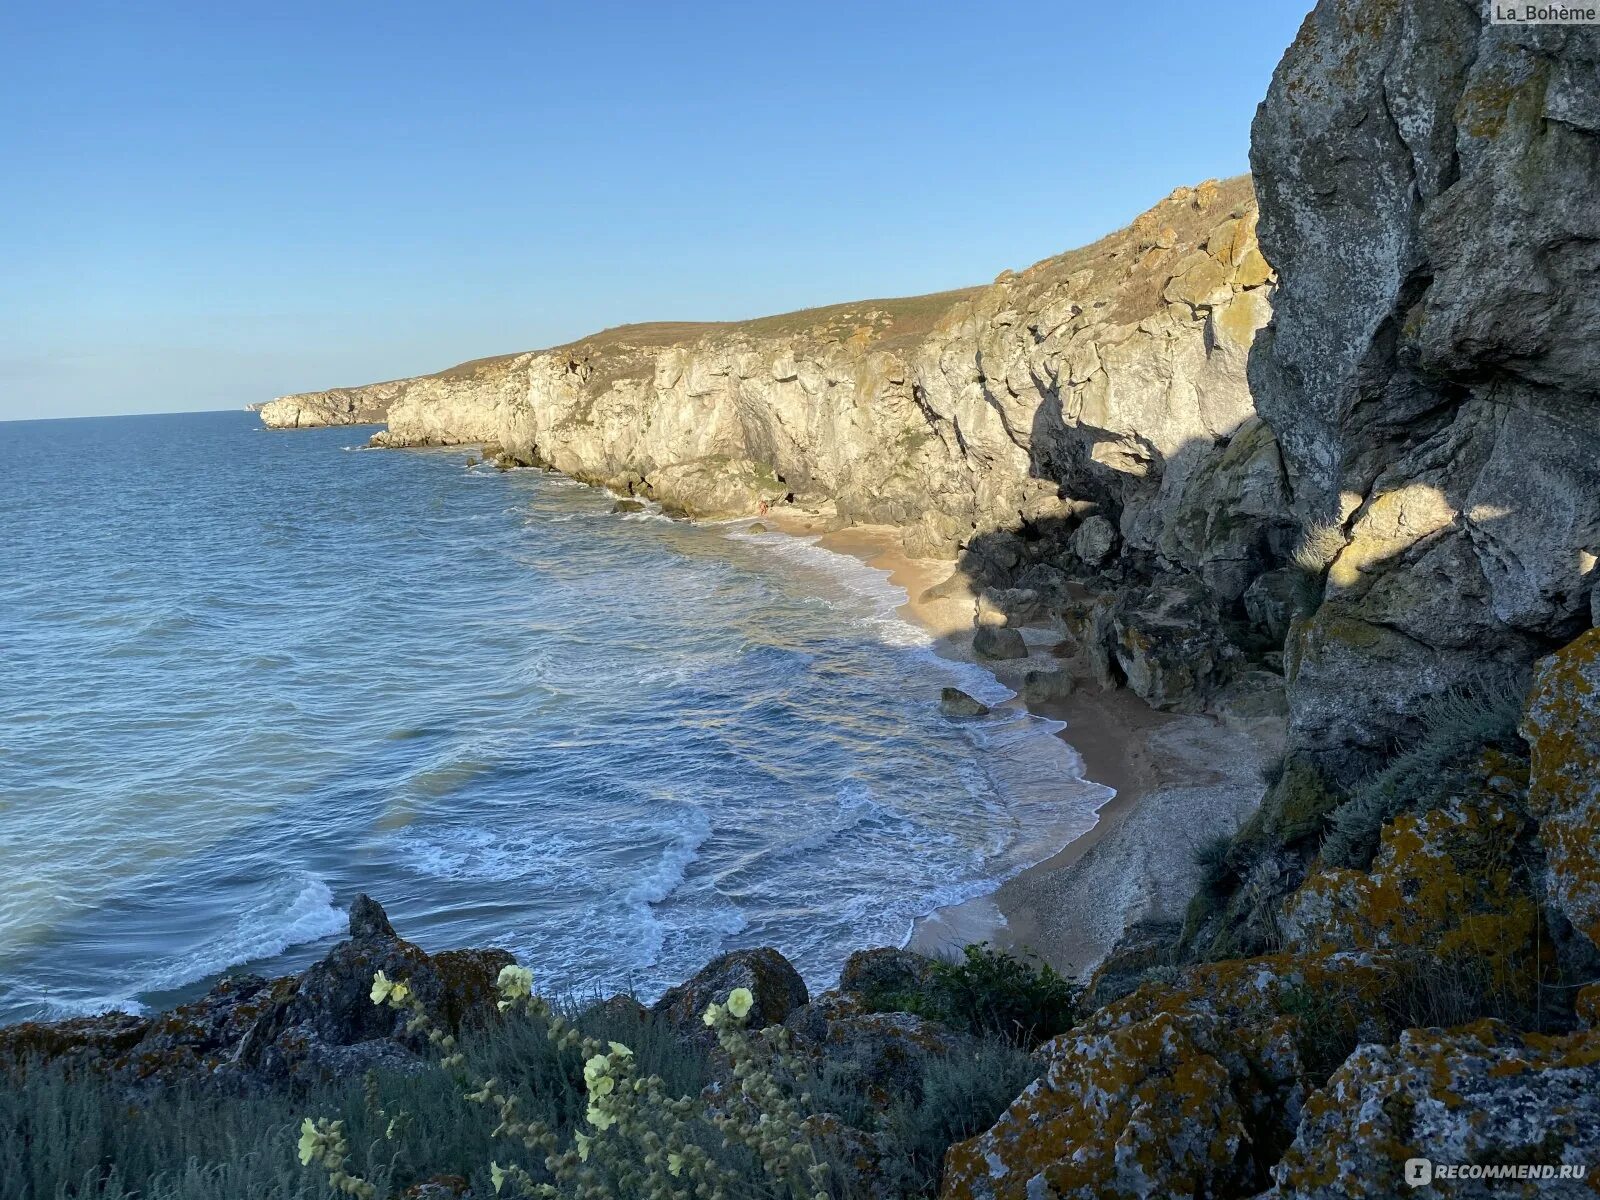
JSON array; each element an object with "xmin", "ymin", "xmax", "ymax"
[{"xmin": 757, "ymin": 514, "xmax": 1276, "ymax": 980}]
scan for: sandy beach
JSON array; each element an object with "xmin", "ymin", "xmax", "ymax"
[{"xmin": 761, "ymin": 515, "xmax": 1279, "ymax": 980}]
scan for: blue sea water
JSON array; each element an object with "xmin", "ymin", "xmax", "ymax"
[{"xmin": 0, "ymin": 410, "xmax": 1109, "ymax": 1024}]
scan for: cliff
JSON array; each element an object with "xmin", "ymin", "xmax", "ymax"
[
  {"xmin": 139, "ymin": 1, "xmax": 1600, "ymax": 1194},
  {"xmin": 1251, "ymin": 0, "xmax": 1600, "ymax": 780},
  {"xmin": 263, "ymin": 177, "xmax": 1272, "ymax": 565}
]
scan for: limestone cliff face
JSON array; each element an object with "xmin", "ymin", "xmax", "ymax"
[
  {"xmin": 269, "ymin": 178, "xmax": 1276, "ymax": 589},
  {"xmin": 258, "ymin": 381, "xmax": 401, "ymax": 428},
  {"xmin": 1249, "ymin": 0, "xmax": 1600, "ymax": 773}
]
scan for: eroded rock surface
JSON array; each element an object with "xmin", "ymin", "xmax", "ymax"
[{"xmin": 1250, "ymin": 0, "xmax": 1600, "ymax": 774}]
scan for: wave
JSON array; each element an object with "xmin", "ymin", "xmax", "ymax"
[{"xmin": 19, "ymin": 878, "xmax": 350, "ymax": 1019}]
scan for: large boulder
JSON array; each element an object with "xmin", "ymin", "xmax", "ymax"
[
  {"xmin": 1249, "ymin": 0, "xmax": 1600, "ymax": 777},
  {"xmin": 1110, "ymin": 580, "xmax": 1241, "ymax": 712},
  {"xmin": 1069, "ymin": 515, "xmax": 1117, "ymax": 567},
  {"xmin": 1266, "ymin": 1021, "xmax": 1600, "ymax": 1199},
  {"xmin": 651, "ymin": 946, "xmax": 808, "ymax": 1036},
  {"xmin": 940, "ymin": 951, "xmax": 1402, "ymax": 1200},
  {"xmin": 939, "ymin": 687, "xmax": 991, "ymax": 717},
  {"xmin": 1521, "ymin": 629, "xmax": 1600, "ymax": 952},
  {"xmin": 973, "ymin": 625, "xmax": 1028, "ymax": 661},
  {"xmin": 796, "ymin": 1011, "xmax": 969, "ymax": 1107},
  {"xmin": 837, "ymin": 947, "xmax": 936, "ymax": 1001}
]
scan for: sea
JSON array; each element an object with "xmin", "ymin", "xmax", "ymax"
[{"xmin": 0, "ymin": 410, "xmax": 1110, "ymax": 1024}]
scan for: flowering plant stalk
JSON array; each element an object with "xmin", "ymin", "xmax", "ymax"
[{"xmin": 297, "ymin": 967, "xmax": 832, "ymax": 1200}]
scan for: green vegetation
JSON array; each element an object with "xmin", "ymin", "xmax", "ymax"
[
  {"xmin": 1, "ymin": 959, "xmax": 1041, "ymax": 1200},
  {"xmin": 1320, "ymin": 673, "xmax": 1528, "ymax": 869},
  {"xmin": 861, "ymin": 944, "xmax": 1081, "ymax": 1049}
]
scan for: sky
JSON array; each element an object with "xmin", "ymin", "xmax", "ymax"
[{"xmin": 0, "ymin": 1, "xmax": 1311, "ymax": 422}]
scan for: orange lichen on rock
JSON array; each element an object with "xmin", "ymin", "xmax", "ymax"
[
  {"xmin": 1266, "ymin": 1021, "xmax": 1600, "ymax": 1199},
  {"xmin": 1282, "ymin": 797, "xmax": 1537, "ymax": 970},
  {"xmin": 938, "ymin": 951, "xmax": 1402, "ymax": 1199}
]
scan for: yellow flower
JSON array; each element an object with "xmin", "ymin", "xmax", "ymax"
[
  {"xmin": 575, "ymin": 1131, "xmax": 592, "ymax": 1161},
  {"xmin": 726, "ymin": 987, "xmax": 754, "ymax": 1021},
  {"xmin": 369, "ymin": 971, "xmax": 395, "ymax": 1005},
  {"xmin": 369, "ymin": 971, "xmax": 410, "ymax": 1007},
  {"xmin": 297, "ymin": 1117, "xmax": 320, "ymax": 1166},
  {"xmin": 583, "ymin": 1053, "xmax": 610, "ymax": 1086},
  {"xmin": 495, "ymin": 963, "xmax": 534, "ymax": 1002},
  {"xmin": 702, "ymin": 1001, "xmax": 725, "ymax": 1027},
  {"xmin": 489, "ymin": 1160, "xmax": 506, "ymax": 1194},
  {"xmin": 587, "ymin": 1103, "xmax": 616, "ymax": 1130},
  {"xmin": 668, "ymin": 1151, "xmax": 684, "ymax": 1177},
  {"xmin": 608, "ymin": 1040, "xmax": 633, "ymax": 1059}
]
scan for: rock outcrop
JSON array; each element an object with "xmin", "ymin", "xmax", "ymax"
[
  {"xmin": 0, "ymin": 896, "xmax": 511, "ymax": 1088},
  {"xmin": 258, "ymin": 381, "xmax": 406, "ymax": 428},
  {"xmin": 1250, "ymin": 0, "xmax": 1600, "ymax": 776}
]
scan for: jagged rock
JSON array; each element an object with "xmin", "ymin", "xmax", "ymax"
[
  {"xmin": 0, "ymin": 896, "xmax": 512, "ymax": 1088},
  {"xmin": 1521, "ymin": 628, "xmax": 1600, "ymax": 951},
  {"xmin": 611, "ymin": 498, "xmax": 646, "ymax": 513},
  {"xmin": 1014, "ymin": 562, "xmax": 1072, "ymax": 600},
  {"xmin": 972, "ymin": 625, "xmax": 1028, "ymax": 661},
  {"xmin": 1266, "ymin": 1021, "xmax": 1600, "ymax": 1199},
  {"xmin": 1020, "ymin": 669, "xmax": 1073, "ymax": 706},
  {"xmin": 0, "ymin": 1011, "xmax": 152, "ymax": 1073},
  {"xmin": 1280, "ymin": 795, "xmax": 1541, "ymax": 1003},
  {"xmin": 940, "ymin": 951, "xmax": 1403, "ymax": 1200},
  {"xmin": 978, "ymin": 587, "xmax": 1044, "ymax": 627},
  {"xmin": 1081, "ymin": 920, "xmax": 1182, "ymax": 1011},
  {"xmin": 1250, "ymin": 0, "xmax": 1600, "ymax": 777},
  {"xmin": 651, "ymin": 946, "xmax": 808, "ymax": 1036},
  {"xmin": 1069, "ymin": 514, "xmax": 1117, "ymax": 567},
  {"xmin": 837, "ymin": 947, "xmax": 935, "ymax": 1001},
  {"xmin": 939, "ymin": 688, "xmax": 990, "ymax": 717},
  {"xmin": 1110, "ymin": 581, "xmax": 1240, "ymax": 712}
]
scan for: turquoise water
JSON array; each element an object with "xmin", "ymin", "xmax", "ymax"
[{"xmin": 0, "ymin": 411, "xmax": 1107, "ymax": 1023}]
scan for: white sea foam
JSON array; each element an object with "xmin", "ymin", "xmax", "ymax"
[
  {"xmin": 140, "ymin": 877, "xmax": 349, "ymax": 994},
  {"xmin": 725, "ymin": 521, "xmax": 1116, "ymax": 951}
]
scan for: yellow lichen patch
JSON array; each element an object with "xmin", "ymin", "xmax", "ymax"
[
  {"xmin": 1284, "ymin": 797, "xmax": 1546, "ymax": 1018},
  {"xmin": 941, "ymin": 1012, "xmax": 1253, "ymax": 1200}
]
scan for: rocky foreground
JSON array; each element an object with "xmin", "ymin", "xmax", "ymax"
[{"xmin": 36, "ymin": 0, "xmax": 1596, "ymax": 1196}]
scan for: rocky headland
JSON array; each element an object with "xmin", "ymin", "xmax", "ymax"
[{"xmin": 16, "ymin": 2, "xmax": 1600, "ymax": 1197}]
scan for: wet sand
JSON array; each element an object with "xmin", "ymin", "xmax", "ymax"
[{"xmin": 759, "ymin": 515, "xmax": 1277, "ymax": 979}]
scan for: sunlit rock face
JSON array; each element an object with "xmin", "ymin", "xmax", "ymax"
[
  {"xmin": 1248, "ymin": 0, "xmax": 1600, "ymax": 774},
  {"xmin": 263, "ymin": 179, "xmax": 1278, "ymax": 574}
]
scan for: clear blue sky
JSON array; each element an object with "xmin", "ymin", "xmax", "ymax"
[{"xmin": 0, "ymin": 1, "xmax": 1310, "ymax": 421}]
